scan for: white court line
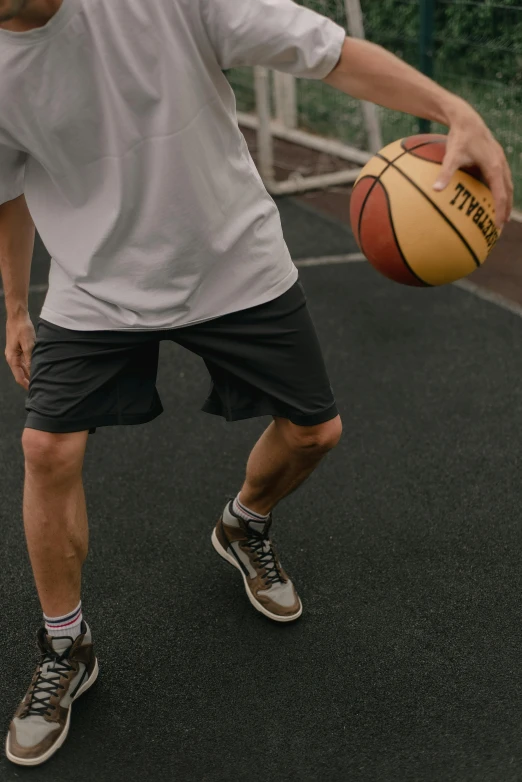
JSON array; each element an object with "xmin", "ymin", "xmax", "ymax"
[
  {"xmin": 0, "ymin": 257, "xmax": 364, "ymax": 292},
  {"xmin": 454, "ymin": 278, "xmax": 522, "ymax": 319},
  {"xmin": 296, "ymin": 253, "xmax": 522, "ymax": 320},
  {"xmin": 2, "ymin": 257, "xmax": 522, "ymax": 320},
  {"xmin": 296, "ymin": 253, "xmax": 365, "ymax": 267}
]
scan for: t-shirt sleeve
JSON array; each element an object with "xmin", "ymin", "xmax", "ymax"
[
  {"xmin": 0, "ymin": 145, "xmax": 26, "ymax": 206},
  {"xmin": 200, "ymin": 0, "xmax": 346, "ymax": 79}
]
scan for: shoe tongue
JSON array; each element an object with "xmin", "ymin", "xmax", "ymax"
[
  {"xmin": 247, "ymin": 519, "xmax": 268, "ymax": 534},
  {"xmin": 48, "ymin": 635, "xmax": 74, "ymax": 654}
]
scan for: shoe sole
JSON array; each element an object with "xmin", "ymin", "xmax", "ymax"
[
  {"xmin": 211, "ymin": 528, "xmax": 303, "ymax": 623},
  {"xmin": 5, "ymin": 657, "xmax": 100, "ymax": 767}
]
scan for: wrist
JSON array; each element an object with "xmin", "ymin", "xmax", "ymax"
[
  {"xmin": 6, "ymin": 303, "xmax": 29, "ymax": 320},
  {"xmin": 440, "ymin": 94, "xmax": 475, "ymax": 128}
]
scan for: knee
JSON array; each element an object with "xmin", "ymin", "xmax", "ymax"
[
  {"xmin": 278, "ymin": 414, "xmax": 343, "ymax": 455},
  {"xmin": 22, "ymin": 429, "xmax": 87, "ymax": 480}
]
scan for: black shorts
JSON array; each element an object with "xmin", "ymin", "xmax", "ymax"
[{"xmin": 25, "ymin": 280, "xmax": 338, "ymax": 435}]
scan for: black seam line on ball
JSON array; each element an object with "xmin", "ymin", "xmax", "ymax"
[
  {"xmin": 356, "ymin": 175, "xmax": 379, "ymax": 249},
  {"xmin": 396, "ymin": 152, "xmax": 486, "ymax": 186},
  {"xmin": 399, "ymin": 137, "xmax": 447, "ymax": 156},
  {"xmin": 376, "ymin": 153, "xmax": 481, "ymax": 269},
  {"xmin": 396, "ymin": 136, "xmax": 488, "ymax": 190},
  {"xmin": 379, "ymin": 178, "xmax": 431, "ymax": 287},
  {"xmin": 356, "ymin": 148, "xmax": 411, "ymax": 243},
  {"xmin": 355, "ymin": 176, "xmax": 430, "ymax": 287}
]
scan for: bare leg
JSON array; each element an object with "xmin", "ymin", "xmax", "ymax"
[
  {"xmin": 238, "ymin": 415, "xmax": 342, "ymax": 516},
  {"xmin": 22, "ymin": 429, "xmax": 89, "ymax": 617}
]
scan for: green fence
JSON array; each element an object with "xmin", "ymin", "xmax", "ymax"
[
  {"xmin": 364, "ymin": 0, "xmax": 522, "ymax": 206},
  {"xmin": 227, "ymin": 0, "xmax": 522, "ymax": 208}
]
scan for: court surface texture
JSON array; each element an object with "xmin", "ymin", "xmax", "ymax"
[{"xmin": 1, "ymin": 197, "xmax": 522, "ymax": 782}]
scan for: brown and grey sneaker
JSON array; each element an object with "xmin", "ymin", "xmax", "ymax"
[
  {"xmin": 212, "ymin": 501, "xmax": 302, "ymax": 622},
  {"xmin": 5, "ymin": 621, "xmax": 98, "ymax": 767}
]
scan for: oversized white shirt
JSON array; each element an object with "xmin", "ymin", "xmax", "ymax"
[{"xmin": 0, "ymin": 0, "xmax": 345, "ymax": 330}]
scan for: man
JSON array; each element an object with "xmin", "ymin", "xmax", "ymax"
[{"xmin": 0, "ymin": 0, "xmax": 512, "ymax": 767}]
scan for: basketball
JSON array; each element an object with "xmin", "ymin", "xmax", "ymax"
[{"xmin": 350, "ymin": 134, "xmax": 501, "ymax": 287}]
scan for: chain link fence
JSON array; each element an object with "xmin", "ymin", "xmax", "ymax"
[{"xmin": 227, "ymin": 0, "xmax": 522, "ymax": 208}]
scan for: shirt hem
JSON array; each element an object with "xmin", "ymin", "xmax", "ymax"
[{"xmin": 39, "ymin": 264, "xmax": 299, "ymax": 332}]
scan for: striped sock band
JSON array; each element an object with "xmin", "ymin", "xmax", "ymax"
[
  {"xmin": 233, "ymin": 494, "xmax": 270, "ymax": 523},
  {"xmin": 44, "ymin": 601, "xmax": 83, "ymax": 640}
]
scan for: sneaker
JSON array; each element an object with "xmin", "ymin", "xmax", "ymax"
[
  {"xmin": 5, "ymin": 621, "xmax": 99, "ymax": 767},
  {"xmin": 212, "ymin": 501, "xmax": 302, "ymax": 622}
]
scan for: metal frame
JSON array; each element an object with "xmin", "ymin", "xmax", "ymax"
[{"xmin": 242, "ymin": 0, "xmax": 381, "ymax": 196}]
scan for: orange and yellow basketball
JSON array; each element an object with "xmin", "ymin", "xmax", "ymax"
[{"xmin": 350, "ymin": 134, "xmax": 500, "ymax": 286}]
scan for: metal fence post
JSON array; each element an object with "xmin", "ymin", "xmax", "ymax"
[
  {"xmin": 344, "ymin": 0, "xmax": 383, "ymax": 153},
  {"xmin": 253, "ymin": 67, "xmax": 275, "ymax": 184},
  {"xmin": 419, "ymin": 0, "xmax": 435, "ymax": 134}
]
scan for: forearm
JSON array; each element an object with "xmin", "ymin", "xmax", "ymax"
[
  {"xmin": 324, "ymin": 38, "xmax": 471, "ymax": 127},
  {"xmin": 0, "ymin": 195, "xmax": 35, "ymax": 319}
]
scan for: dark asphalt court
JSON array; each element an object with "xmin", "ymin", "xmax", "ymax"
[{"xmin": 1, "ymin": 198, "xmax": 522, "ymax": 782}]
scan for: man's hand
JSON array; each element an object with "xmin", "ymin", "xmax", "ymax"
[
  {"xmin": 433, "ymin": 102, "xmax": 513, "ymax": 230},
  {"xmin": 5, "ymin": 313, "xmax": 35, "ymax": 391},
  {"xmin": 324, "ymin": 38, "xmax": 513, "ymax": 229}
]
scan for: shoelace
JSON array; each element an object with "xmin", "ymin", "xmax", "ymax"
[
  {"xmin": 243, "ymin": 529, "xmax": 286, "ymax": 586},
  {"xmin": 224, "ymin": 495, "xmax": 286, "ymax": 586},
  {"xmin": 24, "ymin": 650, "xmax": 75, "ymax": 718}
]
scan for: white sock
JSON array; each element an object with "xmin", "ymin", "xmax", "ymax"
[
  {"xmin": 232, "ymin": 494, "xmax": 270, "ymax": 524},
  {"xmin": 44, "ymin": 600, "xmax": 83, "ymax": 640}
]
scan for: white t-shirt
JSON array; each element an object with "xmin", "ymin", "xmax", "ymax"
[{"xmin": 0, "ymin": 0, "xmax": 345, "ymax": 330}]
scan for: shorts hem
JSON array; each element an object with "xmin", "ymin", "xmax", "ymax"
[
  {"xmin": 24, "ymin": 405, "xmax": 164, "ymax": 434},
  {"xmin": 201, "ymin": 399, "xmax": 338, "ymax": 426}
]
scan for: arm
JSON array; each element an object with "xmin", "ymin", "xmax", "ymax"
[
  {"xmin": 323, "ymin": 38, "xmax": 513, "ymax": 228},
  {"xmin": 0, "ymin": 194, "xmax": 36, "ymax": 390}
]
